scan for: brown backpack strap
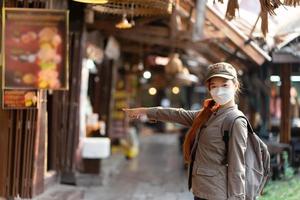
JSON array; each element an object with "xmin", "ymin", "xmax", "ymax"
[{"xmin": 221, "ymin": 109, "xmax": 254, "ymax": 165}]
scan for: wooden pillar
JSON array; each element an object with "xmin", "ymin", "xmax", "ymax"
[
  {"xmin": 280, "ymin": 64, "xmax": 291, "ymax": 144},
  {"xmin": 60, "ymin": 30, "xmax": 85, "ymax": 183},
  {"xmin": 33, "ymin": 91, "xmax": 47, "ymax": 196},
  {"xmin": 192, "ymin": 0, "xmax": 206, "ymax": 41},
  {"xmin": 107, "ymin": 60, "xmax": 116, "ymax": 137}
]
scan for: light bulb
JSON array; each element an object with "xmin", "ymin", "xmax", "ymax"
[
  {"xmin": 143, "ymin": 71, "xmax": 151, "ymax": 79},
  {"xmin": 148, "ymin": 87, "xmax": 157, "ymax": 96},
  {"xmin": 172, "ymin": 86, "xmax": 180, "ymax": 94},
  {"xmin": 115, "ymin": 14, "xmax": 133, "ymax": 29}
]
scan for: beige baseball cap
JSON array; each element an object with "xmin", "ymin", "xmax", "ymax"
[{"xmin": 205, "ymin": 62, "xmax": 237, "ymax": 82}]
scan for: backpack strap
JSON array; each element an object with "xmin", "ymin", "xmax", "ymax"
[{"xmin": 221, "ymin": 109, "xmax": 254, "ymax": 165}]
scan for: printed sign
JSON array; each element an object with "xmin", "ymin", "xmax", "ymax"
[
  {"xmin": 2, "ymin": 89, "xmax": 38, "ymax": 109},
  {"xmin": 2, "ymin": 8, "xmax": 69, "ymax": 90}
]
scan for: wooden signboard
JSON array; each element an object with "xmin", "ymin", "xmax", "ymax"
[{"xmin": 2, "ymin": 8, "xmax": 69, "ymax": 90}]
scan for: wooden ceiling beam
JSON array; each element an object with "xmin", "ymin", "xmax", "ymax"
[
  {"xmin": 120, "ymin": 44, "xmax": 144, "ymax": 54},
  {"xmin": 206, "ymin": 41, "xmax": 248, "ymax": 70},
  {"xmin": 112, "ymin": 29, "xmax": 216, "ymax": 62},
  {"xmin": 176, "ymin": 3, "xmax": 271, "ymax": 65},
  {"xmin": 114, "ymin": 31, "xmax": 200, "ymax": 50},
  {"xmin": 180, "ymin": 0, "xmax": 195, "ymax": 7},
  {"xmin": 88, "ymin": 21, "xmax": 208, "ymax": 51},
  {"xmin": 134, "ymin": 16, "xmax": 166, "ymax": 26},
  {"xmin": 119, "ymin": 42, "xmax": 167, "ymax": 55},
  {"xmin": 88, "ymin": 21, "xmax": 170, "ymax": 38},
  {"xmin": 207, "ymin": 42, "xmax": 229, "ymax": 61},
  {"xmin": 213, "ymin": 39, "xmax": 250, "ymax": 62}
]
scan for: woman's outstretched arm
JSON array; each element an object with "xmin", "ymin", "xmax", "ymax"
[{"xmin": 123, "ymin": 107, "xmax": 199, "ymax": 127}]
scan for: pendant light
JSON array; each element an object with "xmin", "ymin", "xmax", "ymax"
[
  {"xmin": 72, "ymin": 0, "xmax": 108, "ymax": 4},
  {"xmin": 115, "ymin": 14, "xmax": 132, "ymax": 29}
]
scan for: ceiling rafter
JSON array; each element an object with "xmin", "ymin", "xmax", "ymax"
[
  {"xmin": 88, "ymin": 1, "xmax": 271, "ymax": 69},
  {"xmin": 204, "ymin": 5, "xmax": 271, "ymax": 65},
  {"xmin": 176, "ymin": 3, "xmax": 271, "ymax": 65}
]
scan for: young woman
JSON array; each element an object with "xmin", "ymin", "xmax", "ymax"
[{"xmin": 123, "ymin": 62, "xmax": 248, "ymax": 200}]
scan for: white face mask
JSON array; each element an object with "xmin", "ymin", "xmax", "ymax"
[{"xmin": 210, "ymin": 87, "xmax": 235, "ymax": 105}]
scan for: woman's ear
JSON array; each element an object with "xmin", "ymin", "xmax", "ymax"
[{"xmin": 234, "ymin": 82, "xmax": 239, "ymax": 91}]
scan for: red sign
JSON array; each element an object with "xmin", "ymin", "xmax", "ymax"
[
  {"xmin": 2, "ymin": 8, "xmax": 69, "ymax": 90},
  {"xmin": 2, "ymin": 90, "xmax": 38, "ymax": 109}
]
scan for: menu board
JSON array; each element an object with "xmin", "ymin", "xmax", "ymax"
[
  {"xmin": 2, "ymin": 8, "xmax": 69, "ymax": 90},
  {"xmin": 2, "ymin": 89, "xmax": 38, "ymax": 109}
]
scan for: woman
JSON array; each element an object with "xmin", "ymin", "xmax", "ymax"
[{"xmin": 123, "ymin": 62, "xmax": 248, "ymax": 200}]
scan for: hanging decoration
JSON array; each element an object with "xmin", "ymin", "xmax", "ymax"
[
  {"xmin": 164, "ymin": 53, "xmax": 199, "ymax": 86},
  {"xmin": 92, "ymin": 0, "xmax": 174, "ymax": 17},
  {"xmin": 219, "ymin": 0, "xmax": 300, "ymax": 36},
  {"xmin": 92, "ymin": 0, "xmax": 174, "ymax": 29},
  {"xmin": 115, "ymin": 14, "xmax": 133, "ymax": 29},
  {"xmin": 165, "ymin": 53, "xmax": 184, "ymax": 76}
]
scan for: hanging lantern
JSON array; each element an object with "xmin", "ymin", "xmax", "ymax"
[
  {"xmin": 165, "ymin": 53, "xmax": 184, "ymax": 75},
  {"xmin": 115, "ymin": 14, "xmax": 133, "ymax": 29},
  {"xmin": 72, "ymin": 0, "xmax": 108, "ymax": 3}
]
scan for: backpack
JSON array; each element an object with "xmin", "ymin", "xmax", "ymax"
[{"xmin": 222, "ymin": 110, "xmax": 270, "ymax": 200}]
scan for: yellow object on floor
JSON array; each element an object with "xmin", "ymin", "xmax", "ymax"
[{"xmin": 124, "ymin": 147, "xmax": 139, "ymax": 159}]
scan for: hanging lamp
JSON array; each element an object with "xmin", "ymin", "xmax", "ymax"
[
  {"xmin": 72, "ymin": 0, "xmax": 108, "ymax": 3},
  {"xmin": 115, "ymin": 14, "xmax": 133, "ymax": 29}
]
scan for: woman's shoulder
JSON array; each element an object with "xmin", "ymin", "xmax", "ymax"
[
  {"xmin": 222, "ymin": 109, "xmax": 247, "ymax": 128},
  {"xmin": 234, "ymin": 116, "xmax": 247, "ymax": 126},
  {"xmin": 231, "ymin": 111, "xmax": 248, "ymax": 133},
  {"xmin": 234, "ymin": 108, "xmax": 247, "ymax": 122}
]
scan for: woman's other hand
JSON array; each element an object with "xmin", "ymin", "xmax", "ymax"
[{"xmin": 123, "ymin": 108, "xmax": 147, "ymax": 120}]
